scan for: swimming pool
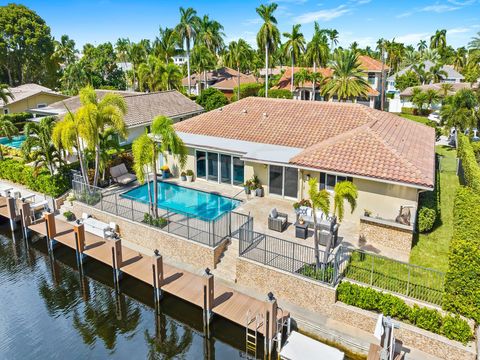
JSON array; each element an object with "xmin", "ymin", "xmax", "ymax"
[
  {"xmin": 121, "ymin": 181, "xmax": 241, "ymax": 221},
  {"xmin": 0, "ymin": 135, "xmax": 26, "ymax": 149}
]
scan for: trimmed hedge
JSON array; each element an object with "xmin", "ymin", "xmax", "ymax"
[
  {"xmin": 337, "ymin": 282, "xmax": 472, "ymax": 344},
  {"xmin": 417, "ymin": 162, "xmax": 439, "ymax": 233},
  {"xmin": 0, "ymin": 158, "xmax": 71, "ymax": 197},
  {"xmin": 196, "ymin": 87, "xmax": 229, "ymax": 111},
  {"xmin": 258, "ymin": 88, "xmax": 293, "ymax": 99},
  {"xmin": 457, "ymin": 134, "xmax": 480, "ymax": 194},
  {"xmin": 232, "ymin": 82, "xmax": 262, "ymax": 101},
  {"xmin": 0, "ymin": 112, "xmax": 31, "ymax": 131},
  {"xmin": 443, "ymin": 186, "xmax": 480, "ymax": 323}
]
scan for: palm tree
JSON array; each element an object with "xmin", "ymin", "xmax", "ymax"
[
  {"xmin": 133, "ymin": 116, "xmax": 187, "ymax": 218},
  {"xmin": 191, "ymin": 45, "xmax": 216, "ymax": 94},
  {"xmin": 138, "ymin": 55, "xmax": 165, "ymax": 92},
  {"xmin": 195, "ymin": 15, "xmax": 225, "ymax": 54},
  {"xmin": 293, "ymin": 68, "xmax": 311, "ymax": 94},
  {"xmin": 309, "ymin": 72, "xmax": 324, "ymax": 100},
  {"xmin": 176, "ymin": 7, "xmax": 199, "ymax": 95},
  {"xmin": 327, "ymin": 29, "xmax": 339, "ymax": 52},
  {"xmin": 333, "ymin": 181, "xmax": 358, "ymax": 223},
  {"xmin": 76, "ymin": 86, "xmax": 127, "ymax": 187},
  {"xmin": 154, "ymin": 27, "xmax": 180, "ymax": 63},
  {"xmin": 132, "ymin": 133, "xmax": 155, "ymax": 214},
  {"xmin": 429, "ymin": 64, "xmax": 448, "ymax": 83},
  {"xmin": 417, "ymin": 40, "xmax": 428, "ymax": 54},
  {"xmin": 322, "ymin": 50, "xmax": 370, "ymax": 101},
  {"xmin": 54, "ymin": 34, "xmax": 77, "ymax": 65},
  {"xmin": 425, "ymin": 89, "xmax": 440, "ymax": 109},
  {"xmin": 412, "ymin": 89, "xmax": 429, "ymax": 114},
  {"xmin": 256, "ymin": 3, "xmax": 280, "ymax": 98},
  {"xmin": 61, "ymin": 62, "xmax": 89, "ymax": 95},
  {"xmin": 22, "ymin": 117, "xmax": 63, "ymax": 176},
  {"xmin": 127, "ymin": 42, "xmax": 147, "ymax": 91},
  {"xmin": 96, "ymin": 128, "xmax": 121, "ymax": 181},
  {"xmin": 421, "ymin": 48, "xmax": 440, "ymax": 62},
  {"xmin": 453, "ymin": 47, "xmax": 467, "ymax": 71},
  {"xmin": 283, "ymin": 24, "xmax": 306, "ymax": 93},
  {"xmin": 440, "ymin": 83, "xmax": 453, "ymax": 97},
  {"xmin": 468, "ymin": 31, "xmax": 480, "ymax": 50},
  {"xmin": 308, "ymin": 178, "xmax": 330, "ymax": 269},
  {"xmin": 412, "ymin": 63, "xmax": 432, "ymax": 85},
  {"xmin": 305, "ymin": 23, "xmax": 329, "ymax": 100},
  {"xmin": 0, "ymin": 84, "xmax": 14, "ymax": 105},
  {"xmin": 224, "ymin": 39, "xmax": 252, "ymax": 100},
  {"xmin": 163, "ymin": 63, "xmax": 183, "ymax": 91},
  {"xmin": 116, "ymin": 38, "xmax": 131, "ymax": 86},
  {"xmin": 430, "ymin": 29, "xmax": 447, "ymax": 51},
  {"xmin": 0, "ymin": 116, "xmax": 18, "ymax": 160}
]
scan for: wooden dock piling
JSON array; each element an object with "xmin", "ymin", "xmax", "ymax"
[
  {"xmin": 152, "ymin": 251, "xmax": 164, "ymax": 312},
  {"xmin": 111, "ymin": 238, "xmax": 123, "ymax": 291}
]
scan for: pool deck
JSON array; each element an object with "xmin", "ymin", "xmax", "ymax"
[{"xmin": 28, "ymin": 214, "xmax": 289, "ymax": 336}]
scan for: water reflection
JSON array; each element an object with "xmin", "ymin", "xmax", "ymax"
[{"xmin": 0, "ymin": 224, "xmax": 250, "ymax": 359}]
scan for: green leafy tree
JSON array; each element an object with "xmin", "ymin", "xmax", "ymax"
[
  {"xmin": 191, "ymin": 45, "xmax": 216, "ymax": 94},
  {"xmin": 0, "ymin": 83, "xmax": 13, "ymax": 104},
  {"xmin": 163, "ymin": 63, "xmax": 183, "ymax": 91},
  {"xmin": 154, "ymin": 27, "xmax": 180, "ymax": 63},
  {"xmin": 176, "ymin": 7, "xmax": 199, "ymax": 95},
  {"xmin": 327, "ymin": 29, "xmax": 339, "ymax": 52},
  {"xmin": 395, "ymin": 70, "xmax": 420, "ymax": 92},
  {"xmin": 132, "ymin": 116, "xmax": 187, "ymax": 218},
  {"xmin": 411, "ymin": 88, "xmax": 429, "ymax": 114},
  {"xmin": 0, "ymin": 4, "xmax": 58, "ymax": 86},
  {"xmin": 54, "ymin": 34, "xmax": 77, "ymax": 66},
  {"xmin": 322, "ymin": 49, "xmax": 370, "ymax": 101},
  {"xmin": 61, "ymin": 61, "xmax": 89, "ymax": 95},
  {"xmin": 308, "ymin": 178, "xmax": 330, "ymax": 269},
  {"xmin": 440, "ymin": 83, "xmax": 453, "ymax": 97},
  {"xmin": 224, "ymin": 39, "xmax": 253, "ymax": 100},
  {"xmin": 22, "ymin": 116, "xmax": 63, "ymax": 176},
  {"xmin": 283, "ymin": 24, "xmax": 306, "ymax": 92},
  {"xmin": 468, "ymin": 31, "xmax": 480, "ymax": 50},
  {"xmin": 305, "ymin": 22, "xmax": 329, "ymax": 99},
  {"xmin": 138, "ymin": 55, "xmax": 164, "ymax": 92},
  {"xmin": 0, "ymin": 115, "xmax": 18, "ymax": 160},
  {"xmin": 429, "ymin": 64, "xmax": 448, "ymax": 83},
  {"xmin": 195, "ymin": 15, "xmax": 225, "ymax": 54},
  {"xmin": 430, "ymin": 29, "xmax": 447, "ymax": 52},
  {"xmin": 293, "ymin": 68, "xmax": 311, "ymax": 89},
  {"xmin": 425, "ymin": 89, "xmax": 440, "ymax": 109},
  {"xmin": 196, "ymin": 87, "xmax": 228, "ymax": 110},
  {"xmin": 256, "ymin": 3, "xmax": 280, "ymax": 98},
  {"xmin": 440, "ymin": 89, "xmax": 479, "ymax": 132}
]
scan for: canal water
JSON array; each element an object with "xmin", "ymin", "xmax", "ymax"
[{"xmin": 0, "ymin": 223, "xmax": 262, "ymax": 359}]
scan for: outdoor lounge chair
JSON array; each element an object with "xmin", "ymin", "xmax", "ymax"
[
  {"xmin": 110, "ymin": 163, "xmax": 137, "ymax": 185},
  {"xmin": 268, "ymin": 208, "xmax": 288, "ymax": 232}
]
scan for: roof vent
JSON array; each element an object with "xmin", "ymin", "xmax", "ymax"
[
  {"xmin": 242, "ymin": 109, "xmax": 247, "ymax": 114},
  {"xmin": 263, "ymin": 112, "xmax": 268, "ymax": 119},
  {"xmin": 218, "ymin": 107, "xmax": 223, "ymax": 111}
]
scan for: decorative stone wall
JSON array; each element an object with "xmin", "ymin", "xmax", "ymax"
[
  {"xmin": 359, "ymin": 216, "xmax": 413, "ymax": 255},
  {"xmin": 236, "ymin": 257, "xmax": 337, "ymax": 315},
  {"xmin": 332, "ymin": 302, "xmax": 476, "ymax": 360},
  {"xmin": 72, "ymin": 202, "xmax": 226, "ymax": 271}
]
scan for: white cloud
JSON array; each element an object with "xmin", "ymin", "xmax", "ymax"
[
  {"xmin": 396, "ymin": 11, "xmax": 413, "ymax": 18},
  {"xmin": 270, "ymin": 0, "xmax": 308, "ymax": 4},
  {"xmin": 397, "ymin": 1, "xmax": 474, "ymax": 18},
  {"xmin": 448, "ymin": 27, "xmax": 471, "ymax": 34},
  {"xmin": 395, "ymin": 32, "xmax": 430, "ymax": 45},
  {"xmin": 242, "ymin": 18, "xmax": 262, "ymax": 26},
  {"xmin": 294, "ymin": 5, "xmax": 351, "ymax": 24},
  {"xmin": 420, "ymin": 4, "xmax": 460, "ymax": 13}
]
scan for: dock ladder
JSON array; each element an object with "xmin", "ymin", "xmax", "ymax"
[
  {"xmin": 245, "ymin": 310, "xmax": 263, "ymax": 359},
  {"xmin": 273, "ymin": 307, "xmax": 291, "ymax": 353}
]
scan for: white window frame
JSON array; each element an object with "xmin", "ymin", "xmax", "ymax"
[
  {"xmin": 194, "ymin": 149, "xmax": 244, "ymax": 187},
  {"xmin": 319, "ymin": 171, "xmax": 352, "ymax": 192}
]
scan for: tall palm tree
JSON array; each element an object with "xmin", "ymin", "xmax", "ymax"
[
  {"xmin": 333, "ymin": 181, "xmax": 358, "ymax": 223},
  {"xmin": 327, "ymin": 29, "xmax": 339, "ymax": 52},
  {"xmin": 293, "ymin": 68, "xmax": 311, "ymax": 94},
  {"xmin": 429, "ymin": 63, "xmax": 448, "ymax": 83},
  {"xmin": 468, "ymin": 31, "xmax": 480, "ymax": 51},
  {"xmin": 0, "ymin": 84, "xmax": 14, "ymax": 105},
  {"xmin": 0, "ymin": 116, "xmax": 18, "ymax": 160},
  {"xmin": 154, "ymin": 27, "xmax": 180, "ymax": 63},
  {"xmin": 138, "ymin": 55, "xmax": 165, "ymax": 92},
  {"xmin": 256, "ymin": 3, "xmax": 280, "ymax": 98},
  {"xmin": 195, "ymin": 15, "xmax": 225, "ymax": 54},
  {"xmin": 322, "ymin": 50, "xmax": 370, "ymax": 102},
  {"xmin": 133, "ymin": 116, "xmax": 187, "ymax": 218},
  {"xmin": 305, "ymin": 22, "xmax": 329, "ymax": 100},
  {"xmin": 283, "ymin": 24, "xmax": 306, "ymax": 93},
  {"xmin": 176, "ymin": 7, "xmax": 199, "ymax": 96},
  {"xmin": 127, "ymin": 42, "xmax": 147, "ymax": 91},
  {"xmin": 96, "ymin": 128, "xmax": 121, "ymax": 181},
  {"xmin": 309, "ymin": 72, "xmax": 324, "ymax": 101},
  {"xmin": 22, "ymin": 117, "xmax": 63, "ymax": 176},
  {"xmin": 417, "ymin": 40, "xmax": 428, "ymax": 54},
  {"xmin": 54, "ymin": 34, "xmax": 77, "ymax": 66},
  {"xmin": 440, "ymin": 83, "xmax": 453, "ymax": 97},
  {"xmin": 224, "ymin": 39, "xmax": 252, "ymax": 100},
  {"xmin": 453, "ymin": 47, "xmax": 467, "ymax": 71},
  {"xmin": 412, "ymin": 63, "xmax": 432, "ymax": 85},
  {"xmin": 132, "ymin": 132, "xmax": 155, "ymax": 214},
  {"xmin": 75, "ymin": 86, "xmax": 128, "ymax": 187},
  {"xmin": 430, "ymin": 29, "xmax": 447, "ymax": 51},
  {"xmin": 116, "ymin": 38, "xmax": 131, "ymax": 86},
  {"xmin": 163, "ymin": 63, "xmax": 183, "ymax": 91},
  {"xmin": 308, "ymin": 178, "xmax": 330, "ymax": 269},
  {"xmin": 425, "ymin": 89, "xmax": 440, "ymax": 109},
  {"xmin": 191, "ymin": 45, "xmax": 216, "ymax": 94}
]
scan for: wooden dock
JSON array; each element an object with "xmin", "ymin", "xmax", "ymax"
[{"xmin": 28, "ymin": 214, "xmax": 289, "ymax": 341}]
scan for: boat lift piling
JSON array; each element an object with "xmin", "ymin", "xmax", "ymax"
[
  {"xmin": 203, "ymin": 268, "xmax": 214, "ymax": 338},
  {"xmin": 152, "ymin": 250, "xmax": 164, "ymax": 314},
  {"xmin": 44, "ymin": 212, "xmax": 58, "ymax": 252},
  {"xmin": 110, "ymin": 237, "xmax": 123, "ymax": 293},
  {"xmin": 5, "ymin": 197, "xmax": 17, "ymax": 231},
  {"xmin": 73, "ymin": 223, "xmax": 87, "ymax": 274}
]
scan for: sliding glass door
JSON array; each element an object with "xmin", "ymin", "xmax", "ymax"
[
  {"xmin": 232, "ymin": 157, "xmax": 244, "ymax": 185},
  {"xmin": 220, "ymin": 154, "xmax": 231, "ymax": 184},
  {"xmin": 269, "ymin": 165, "xmax": 298, "ymax": 198},
  {"xmin": 207, "ymin": 152, "xmax": 218, "ymax": 181},
  {"xmin": 196, "ymin": 151, "xmax": 206, "ymax": 179}
]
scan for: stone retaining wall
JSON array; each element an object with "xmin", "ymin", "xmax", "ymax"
[
  {"xmin": 332, "ymin": 302, "xmax": 476, "ymax": 360},
  {"xmin": 72, "ymin": 202, "xmax": 225, "ymax": 271},
  {"xmin": 359, "ymin": 216, "xmax": 413, "ymax": 256},
  {"xmin": 236, "ymin": 257, "xmax": 337, "ymax": 315}
]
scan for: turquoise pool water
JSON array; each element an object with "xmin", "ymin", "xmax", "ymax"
[
  {"xmin": 0, "ymin": 134, "xmax": 26, "ymax": 149},
  {"xmin": 121, "ymin": 181, "xmax": 241, "ymax": 220}
]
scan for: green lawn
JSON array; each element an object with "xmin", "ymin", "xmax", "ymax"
[
  {"xmin": 399, "ymin": 113, "xmax": 433, "ymax": 126},
  {"xmin": 409, "ymin": 146, "xmax": 459, "ymax": 272}
]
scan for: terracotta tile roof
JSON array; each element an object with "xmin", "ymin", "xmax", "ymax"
[
  {"xmin": 182, "ymin": 67, "xmax": 259, "ymax": 90},
  {"xmin": 174, "ymin": 97, "xmax": 434, "ymax": 188},
  {"xmin": 0, "ymin": 83, "xmax": 69, "ymax": 107},
  {"xmin": 357, "ymin": 55, "xmax": 388, "ymax": 72},
  {"xmin": 42, "ymin": 90, "xmax": 204, "ymax": 128},
  {"xmin": 274, "ymin": 67, "xmax": 332, "ymax": 90},
  {"xmin": 400, "ymin": 82, "xmax": 474, "ymax": 97}
]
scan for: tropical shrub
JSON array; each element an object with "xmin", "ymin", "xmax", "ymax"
[
  {"xmin": 0, "ymin": 112, "xmax": 30, "ymax": 131},
  {"xmin": 443, "ymin": 187, "xmax": 480, "ymax": 322},
  {"xmin": 258, "ymin": 88, "xmax": 293, "ymax": 99},
  {"xmin": 457, "ymin": 134, "xmax": 480, "ymax": 194},
  {"xmin": 63, "ymin": 211, "xmax": 75, "ymax": 221},
  {"xmin": 0, "ymin": 158, "xmax": 72, "ymax": 197},
  {"xmin": 143, "ymin": 213, "xmax": 168, "ymax": 228},
  {"xmin": 395, "ymin": 70, "xmax": 420, "ymax": 92},
  {"xmin": 232, "ymin": 83, "xmax": 262, "ymax": 101},
  {"xmin": 337, "ymin": 282, "xmax": 472, "ymax": 344},
  {"xmin": 196, "ymin": 87, "xmax": 229, "ymax": 111},
  {"xmin": 417, "ymin": 163, "xmax": 438, "ymax": 233}
]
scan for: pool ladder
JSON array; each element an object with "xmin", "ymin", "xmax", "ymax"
[{"xmin": 246, "ymin": 310, "xmax": 263, "ymax": 359}]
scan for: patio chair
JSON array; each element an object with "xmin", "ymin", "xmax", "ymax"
[
  {"xmin": 110, "ymin": 163, "xmax": 137, "ymax": 185},
  {"xmin": 268, "ymin": 208, "xmax": 288, "ymax": 232}
]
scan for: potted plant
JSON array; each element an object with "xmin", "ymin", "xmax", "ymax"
[
  {"xmin": 243, "ymin": 179, "xmax": 252, "ymax": 194},
  {"xmin": 364, "ymin": 209, "xmax": 372, "ymax": 217},
  {"xmin": 255, "ymin": 184, "xmax": 264, "ymax": 197},
  {"xmin": 161, "ymin": 165, "xmax": 170, "ymax": 179},
  {"xmin": 66, "ymin": 192, "xmax": 76, "ymax": 206},
  {"xmin": 63, "ymin": 210, "xmax": 75, "ymax": 221},
  {"xmin": 293, "ymin": 199, "xmax": 312, "ymax": 210},
  {"xmin": 180, "ymin": 171, "xmax": 187, "ymax": 181},
  {"xmin": 186, "ymin": 169, "xmax": 194, "ymax": 182}
]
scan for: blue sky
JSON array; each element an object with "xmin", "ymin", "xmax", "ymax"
[{"xmin": 8, "ymin": 0, "xmax": 480, "ymax": 50}]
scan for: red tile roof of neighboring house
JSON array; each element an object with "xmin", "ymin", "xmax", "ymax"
[
  {"xmin": 174, "ymin": 97, "xmax": 434, "ymax": 188},
  {"xmin": 182, "ymin": 67, "xmax": 259, "ymax": 90},
  {"xmin": 357, "ymin": 55, "xmax": 388, "ymax": 72}
]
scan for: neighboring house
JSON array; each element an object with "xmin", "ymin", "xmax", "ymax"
[
  {"xmin": 273, "ymin": 55, "xmax": 388, "ymax": 109},
  {"xmin": 182, "ymin": 67, "xmax": 259, "ymax": 99},
  {"xmin": 172, "ymin": 54, "xmax": 187, "ymax": 66},
  {"xmin": 395, "ymin": 82, "xmax": 475, "ymax": 111},
  {"xmin": 29, "ymin": 90, "xmax": 204, "ymax": 144},
  {"xmin": 387, "ymin": 60, "xmax": 464, "ymax": 93},
  {"xmin": 168, "ymin": 97, "xmax": 435, "ymax": 229},
  {"xmin": 0, "ymin": 84, "xmax": 69, "ymax": 114}
]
